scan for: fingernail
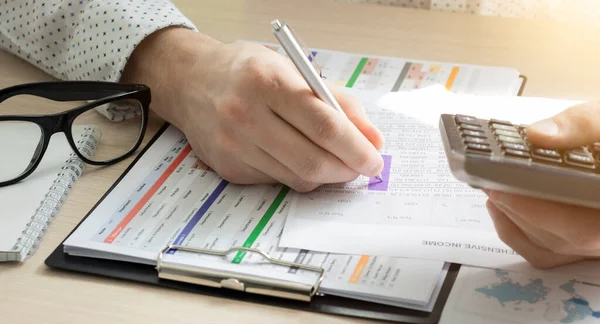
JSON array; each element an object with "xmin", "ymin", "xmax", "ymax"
[
  {"xmin": 482, "ymin": 189, "xmax": 491, "ymax": 196},
  {"xmin": 370, "ymin": 155, "xmax": 384, "ymax": 175},
  {"xmin": 529, "ymin": 119, "xmax": 559, "ymax": 137}
]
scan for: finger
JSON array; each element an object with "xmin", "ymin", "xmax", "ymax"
[
  {"xmin": 488, "ymin": 191, "xmax": 600, "ymax": 255},
  {"xmin": 265, "ymin": 70, "xmax": 384, "ymax": 177},
  {"xmin": 527, "ymin": 101, "xmax": 600, "ymax": 148},
  {"xmin": 326, "ymin": 81, "xmax": 385, "ymax": 150},
  {"xmin": 482, "ymin": 190, "xmax": 571, "ymax": 252},
  {"xmin": 490, "ymin": 198, "xmax": 573, "ymax": 256},
  {"xmin": 252, "ymin": 107, "xmax": 360, "ymax": 184},
  {"xmin": 486, "ymin": 200, "xmax": 583, "ymax": 268},
  {"xmin": 239, "ymin": 146, "xmax": 322, "ymax": 193}
]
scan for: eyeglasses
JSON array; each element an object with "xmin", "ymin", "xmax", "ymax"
[{"xmin": 0, "ymin": 81, "xmax": 150, "ymax": 187}]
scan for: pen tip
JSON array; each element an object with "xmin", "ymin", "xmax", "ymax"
[{"xmin": 375, "ymin": 174, "xmax": 383, "ymax": 182}]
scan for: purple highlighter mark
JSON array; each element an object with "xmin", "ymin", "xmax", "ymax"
[{"xmin": 368, "ymin": 155, "xmax": 391, "ymax": 191}]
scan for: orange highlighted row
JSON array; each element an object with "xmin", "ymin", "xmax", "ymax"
[
  {"xmin": 103, "ymin": 144, "xmax": 193, "ymax": 243},
  {"xmin": 445, "ymin": 66, "xmax": 460, "ymax": 90},
  {"xmin": 348, "ymin": 255, "xmax": 370, "ymax": 284},
  {"xmin": 361, "ymin": 58, "xmax": 379, "ymax": 75}
]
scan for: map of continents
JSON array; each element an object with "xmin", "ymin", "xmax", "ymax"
[{"xmin": 476, "ymin": 269, "xmax": 600, "ymax": 323}]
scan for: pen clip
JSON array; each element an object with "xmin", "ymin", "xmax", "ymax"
[
  {"xmin": 271, "ymin": 19, "xmax": 324, "ymax": 79},
  {"xmin": 271, "ymin": 19, "xmax": 342, "ymax": 112}
]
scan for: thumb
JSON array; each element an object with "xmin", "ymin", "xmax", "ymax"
[
  {"xmin": 326, "ymin": 81, "xmax": 385, "ymax": 150},
  {"xmin": 526, "ymin": 101, "xmax": 600, "ymax": 148}
]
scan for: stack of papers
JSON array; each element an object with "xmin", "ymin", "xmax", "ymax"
[
  {"xmin": 280, "ymin": 86, "xmax": 579, "ymax": 269},
  {"xmin": 65, "ymin": 87, "xmax": 600, "ymax": 322},
  {"xmin": 62, "ymin": 46, "xmax": 532, "ymax": 312},
  {"xmin": 277, "ymin": 86, "xmax": 600, "ymax": 323},
  {"xmin": 58, "ymin": 39, "xmax": 600, "ymax": 319},
  {"xmin": 64, "ymin": 125, "xmax": 447, "ymax": 311},
  {"xmin": 63, "ymin": 86, "xmax": 600, "ymax": 320}
]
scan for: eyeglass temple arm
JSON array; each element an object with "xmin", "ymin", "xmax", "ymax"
[{"xmin": 0, "ymin": 82, "xmax": 144, "ymax": 104}]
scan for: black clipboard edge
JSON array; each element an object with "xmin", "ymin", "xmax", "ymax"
[{"xmin": 45, "ymin": 122, "xmax": 461, "ymax": 323}]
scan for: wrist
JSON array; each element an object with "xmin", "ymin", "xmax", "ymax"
[{"xmin": 121, "ymin": 27, "xmax": 222, "ymax": 130}]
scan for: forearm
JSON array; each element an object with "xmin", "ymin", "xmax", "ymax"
[{"xmin": 120, "ymin": 27, "xmax": 222, "ymax": 130}]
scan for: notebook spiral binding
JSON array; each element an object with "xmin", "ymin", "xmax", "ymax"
[{"xmin": 10, "ymin": 127, "xmax": 101, "ymax": 261}]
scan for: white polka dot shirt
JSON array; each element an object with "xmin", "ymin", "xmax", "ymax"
[{"xmin": 0, "ymin": 0, "xmax": 196, "ymax": 120}]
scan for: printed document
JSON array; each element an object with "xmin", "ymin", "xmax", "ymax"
[
  {"xmin": 63, "ymin": 125, "xmax": 447, "ymax": 311},
  {"xmin": 254, "ymin": 41, "xmax": 522, "ymax": 96},
  {"xmin": 280, "ymin": 86, "xmax": 582, "ymax": 269},
  {"xmin": 439, "ymin": 263, "xmax": 600, "ymax": 324}
]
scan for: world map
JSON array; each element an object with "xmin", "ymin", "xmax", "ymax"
[{"xmin": 475, "ymin": 269, "xmax": 600, "ymax": 323}]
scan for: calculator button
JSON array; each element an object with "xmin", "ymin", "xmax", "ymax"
[
  {"xmin": 455, "ymin": 115, "xmax": 481, "ymax": 126},
  {"xmin": 565, "ymin": 152, "xmax": 595, "ymax": 169},
  {"xmin": 498, "ymin": 135, "xmax": 525, "ymax": 144},
  {"xmin": 504, "ymin": 149, "xmax": 531, "ymax": 159},
  {"xmin": 493, "ymin": 129, "xmax": 521, "ymax": 138},
  {"xmin": 501, "ymin": 142, "xmax": 528, "ymax": 151},
  {"xmin": 466, "ymin": 143, "xmax": 492, "ymax": 153},
  {"xmin": 566, "ymin": 152, "xmax": 594, "ymax": 164},
  {"xmin": 461, "ymin": 129, "xmax": 487, "ymax": 138},
  {"xmin": 533, "ymin": 148, "xmax": 561, "ymax": 158},
  {"xmin": 489, "ymin": 118, "xmax": 512, "ymax": 126},
  {"xmin": 490, "ymin": 123, "xmax": 518, "ymax": 132},
  {"xmin": 532, "ymin": 148, "xmax": 562, "ymax": 163},
  {"xmin": 464, "ymin": 136, "xmax": 488, "ymax": 144},
  {"xmin": 459, "ymin": 124, "xmax": 482, "ymax": 131}
]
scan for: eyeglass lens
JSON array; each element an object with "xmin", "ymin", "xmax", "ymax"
[
  {"xmin": 71, "ymin": 98, "xmax": 144, "ymax": 163},
  {"xmin": 0, "ymin": 121, "xmax": 43, "ymax": 183}
]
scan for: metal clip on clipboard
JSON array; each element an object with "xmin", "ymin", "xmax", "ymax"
[{"xmin": 156, "ymin": 244, "xmax": 326, "ymax": 302}]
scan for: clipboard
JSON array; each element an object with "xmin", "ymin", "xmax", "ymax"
[
  {"xmin": 45, "ymin": 121, "xmax": 460, "ymax": 324},
  {"xmin": 45, "ymin": 77, "xmax": 527, "ymax": 323}
]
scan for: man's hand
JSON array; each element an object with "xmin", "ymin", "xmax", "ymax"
[
  {"xmin": 122, "ymin": 28, "xmax": 384, "ymax": 192},
  {"xmin": 485, "ymin": 101, "xmax": 600, "ymax": 268}
]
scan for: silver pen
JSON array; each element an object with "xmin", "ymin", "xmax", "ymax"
[{"xmin": 271, "ymin": 19, "xmax": 383, "ymax": 182}]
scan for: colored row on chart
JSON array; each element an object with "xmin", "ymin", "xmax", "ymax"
[
  {"xmin": 91, "ymin": 136, "xmax": 411, "ymax": 290},
  {"xmin": 262, "ymin": 42, "xmax": 520, "ymax": 95}
]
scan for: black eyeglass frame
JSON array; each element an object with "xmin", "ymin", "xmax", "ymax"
[{"xmin": 0, "ymin": 81, "xmax": 151, "ymax": 187}]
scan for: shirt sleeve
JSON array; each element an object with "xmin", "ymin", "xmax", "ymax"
[{"xmin": 0, "ymin": 0, "xmax": 197, "ymax": 120}]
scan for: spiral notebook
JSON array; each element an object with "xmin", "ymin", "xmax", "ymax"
[{"xmin": 0, "ymin": 126, "xmax": 100, "ymax": 262}]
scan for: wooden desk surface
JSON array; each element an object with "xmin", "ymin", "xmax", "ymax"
[{"xmin": 1, "ymin": 1, "xmax": 599, "ymax": 323}]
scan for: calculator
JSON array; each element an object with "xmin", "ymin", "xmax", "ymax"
[{"xmin": 439, "ymin": 114, "xmax": 600, "ymax": 209}]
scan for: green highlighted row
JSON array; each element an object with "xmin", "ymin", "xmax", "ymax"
[
  {"xmin": 345, "ymin": 57, "xmax": 368, "ymax": 88},
  {"xmin": 231, "ymin": 186, "xmax": 290, "ymax": 264}
]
